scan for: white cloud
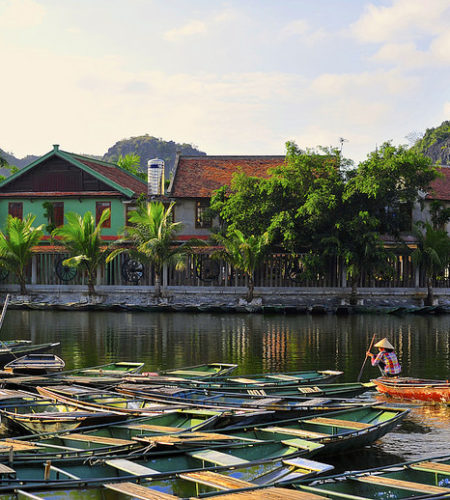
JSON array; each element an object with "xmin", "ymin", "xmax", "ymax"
[
  {"xmin": 371, "ymin": 42, "xmax": 429, "ymax": 69},
  {"xmin": 351, "ymin": 0, "xmax": 449, "ymax": 44},
  {"xmin": 163, "ymin": 20, "xmax": 207, "ymax": 42},
  {"xmin": 0, "ymin": 0, "xmax": 45, "ymax": 29},
  {"xmin": 280, "ymin": 19, "xmax": 326, "ymax": 45}
]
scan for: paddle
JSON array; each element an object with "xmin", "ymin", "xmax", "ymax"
[{"xmin": 357, "ymin": 333, "xmax": 376, "ymax": 382}]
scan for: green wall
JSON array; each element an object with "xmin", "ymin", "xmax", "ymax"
[{"xmin": 0, "ymin": 198, "xmax": 127, "ymax": 236}]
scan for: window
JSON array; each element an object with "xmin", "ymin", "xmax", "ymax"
[
  {"xmin": 96, "ymin": 201, "xmax": 111, "ymax": 228},
  {"xmin": 195, "ymin": 200, "xmax": 212, "ymax": 228},
  {"xmin": 8, "ymin": 202, "xmax": 23, "ymax": 220},
  {"xmin": 52, "ymin": 202, "xmax": 64, "ymax": 227}
]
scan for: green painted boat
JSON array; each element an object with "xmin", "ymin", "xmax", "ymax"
[
  {"xmin": 132, "ymin": 369, "xmax": 344, "ymax": 388},
  {"xmin": 0, "ymin": 439, "xmax": 328, "ymax": 493},
  {"xmin": 127, "ymin": 378, "xmax": 375, "ymax": 398},
  {"xmin": 208, "ymin": 405, "xmax": 409, "ymax": 457},
  {"xmin": 55, "ymin": 361, "xmax": 145, "ymax": 378},
  {"xmin": 158, "ymin": 363, "xmax": 238, "ymax": 379},
  {"xmin": 0, "ymin": 399, "xmax": 128, "ymax": 434},
  {"xmin": 299, "ymin": 453, "xmax": 450, "ymax": 499},
  {"xmin": 36, "ymin": 385, "xmax": 180, "ymax": 416},
  {"xmin": 116, "ymin": 384, "xmax": 369, "ymax": 418}
]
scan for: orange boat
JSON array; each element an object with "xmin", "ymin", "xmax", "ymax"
[{"xmin": 373, "ymin": 376, "xmax": 450, "ymax": 404}]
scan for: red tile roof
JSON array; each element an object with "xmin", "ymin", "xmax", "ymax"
[
  {"xmin": 427, "ymin": 166, "xmax": 450, "ymax": 201},
  {"xmin": 169, "ymin": 156, "xmax": 285, "ymax": 198},
  {"xmin": 0, "ymin": 191, "xmax": 122, "ymax": 198},
  {"xmin": 77, "ymin": 159, "xmax": 147, "ymax": 196}
]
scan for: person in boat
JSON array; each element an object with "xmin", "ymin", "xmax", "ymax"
[{"xmin": 366, "ymin": 338, "xmax": 401, "ymax": 377}]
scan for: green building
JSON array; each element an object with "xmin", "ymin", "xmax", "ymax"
[{"xmin": 0, "ymin": 145, "xmax": 147, "ymax": 240}]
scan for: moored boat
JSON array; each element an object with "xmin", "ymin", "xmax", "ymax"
[
  {"xmin": 4, "ymin": 353, "xmax": 65, "ymax": 374},
  {"xmin": 159, "ymin": 362, "xmax": 238, "ymax": 379},
  {"xmin": 116, "ymin": 384, "xmax": 371, "ymax": 417},
  {"xmin": 373, "ymin": 376, "xmax": 450, "ymax": 404},
  {"xmin": 0, "ymin": 342, "xmax": 60, "ymax": 367},
  {"xmin": 0, "ymin": 440, "xmax": 331, "ymax": 493},
  {"xmin": 299, "ymin": 453, "xmax": 450, "ymax": 499}
]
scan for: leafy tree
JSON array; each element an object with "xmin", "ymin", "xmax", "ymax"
[
  {"xmin": 116, "ymin": 153, "xmax": 146, "ymax": 181},
  {"xmin": 213, "ymin": 229, "xmax": 270, "ymax": 302},
  {"xmin": 210, "ymin": 143, "xmax": 345, "ymax": 252},
  {"xmin": 0, "ymin": 215, "xmax": 44, "ymax": 295},
  {"xmin": 346, "ymin": 142, "xmax": 437, "ymax": 237},
  {"xmin": 52, "ymin": 210, "xmax": 110, "ymax": 296},
  {"xmin": 411, "ymin": 222, "xmax": 450, "ymax": 306},
  {"xmin": 106, "ymin": 201, "xmax": 189, "ymax": 298}
]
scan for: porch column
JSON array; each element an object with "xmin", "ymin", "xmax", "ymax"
[{"xmin": 415, "ymin": 266, "xmax": 420, "ymax": 288}]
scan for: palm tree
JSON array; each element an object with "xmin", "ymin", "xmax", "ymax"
[
  {"xmin": 52, "ymin": 209, "xmax": 110, "ymax": 296},
  {"xmin": 213, "ymin": 229, "xmax": 270, "ymax": 302},
  {"xmin": 411, "ymin": 222, "xmax": 450, "ymax": 306},
  {"xmin": 106, "ymin": 201, "xmax": 187, "ymax": 298},
  {"xmin": 0, "ymin": 215, "xmax": 44, "ymax": 295}
]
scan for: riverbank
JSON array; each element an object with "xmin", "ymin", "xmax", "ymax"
[{"xmin": 1, "ymin": 284, "xmax": 449, "ymax": 313}]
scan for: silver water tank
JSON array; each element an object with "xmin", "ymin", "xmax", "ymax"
[{"xmin": 147, "ymin": 158, "xmax": 165, "ymax": 196}]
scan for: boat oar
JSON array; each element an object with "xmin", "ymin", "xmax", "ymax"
[{"xmin": 357, "ymin": 333, "xmax": 376, "ymax": 382}]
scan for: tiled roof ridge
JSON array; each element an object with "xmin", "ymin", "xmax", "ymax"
[{"xmin": 179, "ymin": 155, "xmax": 286, "ymax": 159}]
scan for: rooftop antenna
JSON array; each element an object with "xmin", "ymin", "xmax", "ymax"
[{"xmin": 338, "ymin": 137, "xmax": 348, "ymax": 154}]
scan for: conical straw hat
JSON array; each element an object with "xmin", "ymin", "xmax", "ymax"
[{"xmin": 374, "ymin": 338, "xmax": 394, "ymax": 349}]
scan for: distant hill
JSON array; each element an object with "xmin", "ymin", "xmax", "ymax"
[
  {"xmin": 103, "ymin": 135, "xmax": 206, "ymax": 177},
  {"xmin": 412, "ymin": 121, "xmax": 450, "ymax": 164},
  {"xmin": 0, "ymin": 148, "xmax": 38, "ymax": 176}
]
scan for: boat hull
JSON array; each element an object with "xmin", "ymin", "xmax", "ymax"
[{"xmin": 373, "ymin": 377, "xmax": 450, "ymax": 403}]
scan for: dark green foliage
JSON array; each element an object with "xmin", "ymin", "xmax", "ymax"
[
  {"xmin": 42, "ymin": 202, "xmax": 56, "ymax": 235},
  {"xmin": 103, "ymin": 135, "xmax": 206, "ymax": 178},
  {"xmin": 411, "ymin": 121, "xmax": 450, "ymax": 164}
]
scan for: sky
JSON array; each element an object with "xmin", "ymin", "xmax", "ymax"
[{"xmin": 0, "ymin": 0, "xmax": 449, "ymax": 163}]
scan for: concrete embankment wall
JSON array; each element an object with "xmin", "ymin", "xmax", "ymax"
[{"xmin": 0, "ymin": 285, "xmax": 449, "ymax": 312}]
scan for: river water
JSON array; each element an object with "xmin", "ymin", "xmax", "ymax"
[{"xmin": 2, "ymin": 310, "xmax": 450, "ymax": 470}]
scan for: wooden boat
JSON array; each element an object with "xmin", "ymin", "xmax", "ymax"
[
  {"xmin": 127, "ymin": 377, "xmax": 375, "ymax": 399},
  {"xmin": 36, "ymin": 385, "xmax": 183, "ymax": 416},
  {"xmin": 373, "ymin": 376, "xmax": 450, "ymax": 403},
  {"xmin": 0, "ymin": 342, "xmax": 60, "ymax": 366},
  {"xmin": 115, "ymin": 384, "xmax": 369, "ymax": 418},
  {"xmin": 56, "ymin": 361, "xmax": 145, "ymax": 377},
  {"xmin": 299, "ymin": 453, "xmax": 450, "ymax": 499},
  {"xmin": 159, "ymin": 362, "xmax": 238, "ymax": 379},
  {"xmin": 4, "ymin": 353, "xmax": 65, "ymax": 374},
  {"xmin": 0, "ymin": 399, "xmax": 129, "ymax": 434},
  {"xmin": 133, "ymin": 369, "xmax": 344, "ymax": 388},
  {"xmin": 202, "ymin": 405, "xmax": 410, "ymax": 457},
  {"xmin": 0, "ymin": 441, "xmax": 331, "ymax": 493}
]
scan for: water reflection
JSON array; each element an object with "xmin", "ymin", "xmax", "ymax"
[{"xmin": 1, "ymin": 310, "xmax": 450, "ymax": 466}]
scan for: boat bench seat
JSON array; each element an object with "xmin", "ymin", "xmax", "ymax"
[
  {"xmin": 0, "ymin": 439, "xmax": 37, "ymax": 451},
  {"xmin": 134, "ymin": 431, "xmax": 251, "ymax": 446},
  {"xmin": 167, "ymin": 370, "xmax": 208, "ymax": 377},
  {"xmin": 306, "ymin": 417, "xmax": 371, "ymax": 430},
  {"xmin": 261, "ymin": 426, "xmax": 328, "ymax": 439},
  {"xmin": 105, "ymin": 459, "xmax": 158, "ymax": 476},
  {"xmin": 230, "ymin": 378, "xmax": 263, "ymax": 385},
  {"xmin": 266, "ymin": 375, "xmax": 299, "ymax": 381},
  {"xmin": 297, "ymin": 387, "xmax": 322, "ymax": 394},
  {"xmin": 355, "ymin": 475, "xmax": 450, "ymax": 494},
  {"xmin": 126, "ymin": 424, "xmax": 182, "ymax": 433},
  {"xmin": 409, "ymin": 461, "xmax": 450, "ymax": 474},
  {"xmin": 197, "ymin": 487, "xmax": 329, "ymax": 499},
  {"xmin": 188, "ymin": 449, "xmax": 249, "ymax": 466},
  {"xmin": 179, "ymin": 470, "xmax": 254, "ymax": 490},
  {"xmin": 63, "ymin": 434, "xmax": 136, "ymax": 446},
  {"xmin": 244, "ymin": 398, "xmax": 282, "ymax": 406},
  {"xmin": 0, "ymin": 463, "xmax": 15, "ymax": 475},
  {"xmin": 104, "ymin": 482, "xmax": 178, "ymax": 499}
]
